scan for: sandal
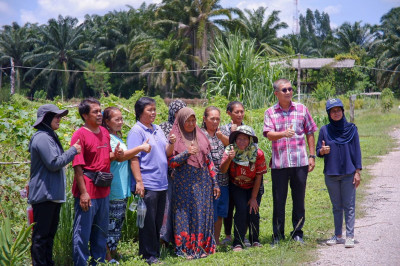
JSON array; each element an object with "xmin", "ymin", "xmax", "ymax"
[{"xmin": 232, "ymin": 245, "xmax": 243, "ymax": 252}]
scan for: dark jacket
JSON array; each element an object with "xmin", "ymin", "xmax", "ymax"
[
  {"xmin": 28, "ymin": 130, "xmax": 77, "ymax": 204},
  {"xmin": 316, "ymin": 125, "xmax": 362, "ymax": 176}
]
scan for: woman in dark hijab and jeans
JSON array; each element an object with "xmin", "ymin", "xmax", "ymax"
[
  {"xmin": 316, "ymin": 98, "xmax": 362, "ymax": 248},
  {"xmin": 28, "ymin": 104, "xmax": 81, "ymax": 265}
]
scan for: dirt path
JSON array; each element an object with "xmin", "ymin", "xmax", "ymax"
[{"xmin": 312, "ymin": 130, "xmax": 400, "ymax": 265}]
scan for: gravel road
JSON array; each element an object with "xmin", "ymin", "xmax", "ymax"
[{"xmin": 312, "ymin": 130, "xmax": 400, "ymax": 265}]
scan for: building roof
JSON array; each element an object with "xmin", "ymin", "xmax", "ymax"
[{"xmin": 271, "ymin": 58, "xmax": 355, "ymax": 69}]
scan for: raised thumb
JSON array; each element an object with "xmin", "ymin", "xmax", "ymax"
[
  {"xmin": 289, "ymin": 124, "xmax": 293, "ymax": 129},
  {"xmin": 322, "ymin": 140, "xmax": 326, "ymax": 146},
  {"xmin": 75, "ymin": 139, "xmax": 80, "ymax": 144},
  {"xmin": 145, "ymin": 139, "xmax": 149, "ymax": 143}
]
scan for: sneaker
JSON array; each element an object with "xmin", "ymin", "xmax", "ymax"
[
  {"xmin": 293, "ymin": 235, "xmax": 305, "ymax": 244},
  {"xmin": 108, "ymin": 259, "xmax": 120, "ymax": 265},
  {"xmin": 232, "ymin": 244, "xmax": 243, "ymax": 252},
  {"xmin": 326, "ymin": 235, "xmax": 345, "ymax": 246},
  {"xmin": 221, "ymin": 237, "xmax": 232, "ymax": 245},
  {"xmin": 252, "ymin": 242, "xmax": 262, "ymax": 247},
  {"xmin": 244, "ymin": 238, "xmax": 251, "ymax": 247},
  {"xmin": 345, "ymin": 237, "xmax": 355, "ymax": 248}
]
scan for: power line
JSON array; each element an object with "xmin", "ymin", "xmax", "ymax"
[{"xmin": 0, "ymin": 55, "xmax": 298, "ymax": 74}]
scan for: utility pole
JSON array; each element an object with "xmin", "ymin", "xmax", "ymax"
[{"xmin": 297, "ymin": 53, "xmax": 301, "ymax": 102}]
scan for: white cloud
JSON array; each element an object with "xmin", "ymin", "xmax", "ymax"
[
  {"xmin": 20, "ymin": 9, "xmax": 41, "ymax": 24},
  {"xmin": 324, "ymin": 5, "xmax": 341, "ymax": 15},
  {"xmin": 35, "ymin": 0, "xmax": 146, "ymax": 22},
  {"xmin": 0, "ymin": 1, "xmax": 11, "ymax": 14}
]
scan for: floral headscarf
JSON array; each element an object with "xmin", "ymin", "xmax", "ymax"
[{"xmin": 160, "ymin": 100, "xmax": 187, "ymax": 137}]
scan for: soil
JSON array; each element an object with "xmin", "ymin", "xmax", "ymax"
[{"xmin": 312, "ymin": 130, "xmax": 400, "ymax": 265}]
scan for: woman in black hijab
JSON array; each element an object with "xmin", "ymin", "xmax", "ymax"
[
  {"xmin": 28, "ymin": 104, "xmax": 81, "ymax": 265},
  {"xmin": 316, "ymin": 98, "xmax": 362, "ymax": 249}
]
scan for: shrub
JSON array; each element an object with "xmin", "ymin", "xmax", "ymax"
[
  {"xmin": 381, "ymin": 88, "xmax": 394, "ymax": 112},
  {"xmin": 311, "ymin": 81, "xmax": 336, "ymax": 101}
]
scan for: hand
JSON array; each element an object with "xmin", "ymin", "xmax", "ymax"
[
  {"xmin": 115, "ymin": 142, "xmax": 124, "ymax": 159},
  {"xmin": 320, "ymin": 140, "xmax": 330, "ymax": 155},
  {"xmin": 73, "ymin": 139, "xmax": 81, "ymax": 154},
  {"xmin": 228, "ymin": 149, "xmax": 236, "ymax": 160},
  {"xmin": 230, "ymin": 121, "xmax": 238, "ymax": 132},
  {"xmin": 353, "ymin": 172, "xmax": 361, "ymax": 188},
  {"xmin": 141, "ymin": 139, "xmax": 151, "ymax": 153},
  {"xmin": 169, "ymin": 134, "xmax": 176, "ymax": 145},
  {"xmin": 308, "ymin": 157, "xmax": 315, "ymax": 172},
  {"xmin": 284, "ymin": 124, "xmax": 295, "ymax": 138},
  {"xmin": 248, "ymin": 197, "xmax": 259, "ymax": 214},
  {"xmin": 188, "ymin": 141, "xmax": 198, "ymax": 155},
  {"xmin": 215, "ymin": 129, "xmax": 223, "ymax": 140},
  {"xmin": 135, "ymin": 181, "xmax": 145, "ymax": 198},
  {"xmin": 79, "ymin": 192, "xmax": 91, "ymax": 212},
  {"xmin": 214, "ymin": 187, "xmax": 221, "ymax": 199}
]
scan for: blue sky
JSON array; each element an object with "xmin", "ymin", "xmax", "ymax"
[{"xmin": 1, "ymin": 0, "xmax": 399, "ymax": 35}]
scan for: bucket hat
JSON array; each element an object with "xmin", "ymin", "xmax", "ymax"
[
  {"xmin": 326, "ymin": 98, "xmax": 344, "ymax": 112},
  {"xmin": 229, "ymin": 125, "xmax": 258, "ymax": 144},
  {"xmin": 33, "ymin": 104, "xmax": 68, "ymax": 128}
]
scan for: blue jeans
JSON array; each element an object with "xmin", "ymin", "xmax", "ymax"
[
  {"xmin": 325, "ymin": 174, "xmax": 356, "ymax": 238},
  {"xmin": 73, "ymin": 197, "xmax": 109, "ymax": 266}
]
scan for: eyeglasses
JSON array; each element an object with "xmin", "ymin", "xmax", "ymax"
[{"xmin": 280, "ymin": 87, "xmax": 293, "ymax": 93}]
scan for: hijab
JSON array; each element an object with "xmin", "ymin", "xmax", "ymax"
[
  {"xmin": 326, "ymin": 109, "xmax": 357, "ymax": 145},
  {"xmin": 30, "ymin": 112, "xmax": 64, "ymax": 152},
  {"xmin": 225, "ymin": 136, "xmax": 257, "ymax": 167},
  {"xmin": 160, "ymin": 100, "xmax": 187, "ymax": 137},
  {"xmin": 170, "ymin": 107, "xmax": 210, "ymax": 168}
]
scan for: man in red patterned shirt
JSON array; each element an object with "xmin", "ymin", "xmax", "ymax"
[{"xmin": 263, "ymin": 78, "xmax": 318, "ymax": 245}]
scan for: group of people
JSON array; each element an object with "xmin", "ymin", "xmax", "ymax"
[{"xmin": 27, "ymin": 78, "xmax": 362, "ymax": 265}]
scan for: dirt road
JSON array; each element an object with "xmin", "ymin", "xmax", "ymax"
[{"xmin": 312, "ymin": 131, "xmax": 400, "ymax": 265}]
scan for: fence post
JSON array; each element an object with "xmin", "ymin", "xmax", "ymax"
[{"xmin": 349, "ymin": 94, "xmax": 356, "ymax": 123}]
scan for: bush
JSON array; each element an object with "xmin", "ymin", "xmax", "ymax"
[
  {"xmin": 381, "ymin": 88, "xmax": 394, "ymax": 112},
  {"xmin": 311, "ymin": 81, "xmax": 336, "ymax": 101}
]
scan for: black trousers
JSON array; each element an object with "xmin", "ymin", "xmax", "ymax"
[
  {"xmin": 271, "ymin": 166, "xmax": 308, "ymax": 239},
  {"xmin": 31, "ymin": 201, "xmax": 62, "ymax": 266},
  {"xmin": 139, "ymin": 190, "xmax": 166, "ymax": 260},
  {"xmin": 231, "ymin": 184, "xmax": 262, "ymax": 247}
]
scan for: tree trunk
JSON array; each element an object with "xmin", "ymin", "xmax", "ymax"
[{"xmin": 10, "ymin": 58, "xmax": 15, "ymax": 95}]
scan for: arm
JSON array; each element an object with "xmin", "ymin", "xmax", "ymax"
[
  {"xmin": 217, "ymin": 132, "xmax": 229, "ymax": 146},
  {"xmin": 130, "ymin": 157, "xmax": 145, "ymax": 197},
  {"xmin": 306, "ymin": 133, "xmax": 316, "ymax": 172},
  {"xmin": 266, "ymin": 126, "xmax": 295, "ymax": 141},
  {"xmin": 352, "ymin": 128, "xmax": 362, "ymax": 188},
  {"xmin": 74, "ymin": 165, "xmax": 91, "ymax": 211},
  {"xmin": 206, "ymin": 154, "xmax": 220, "ymax": 199},
  {"xmin": 220, "ymin": 150, "xmax": 234, "ymax": 174},
  {"xmin": 165, "ymin": 134, "xmax": 176, "ymax": 157},
  {"xmin": 248, "ymin": 174, "xmax": 262, "ymax": 214},
  {"xmin": 168, "ymin": 151, "xmax": 191, "ymax": 168},
  {"xmin": 35, "ymin": 134, "xmax": 78, "ymax": 171}
]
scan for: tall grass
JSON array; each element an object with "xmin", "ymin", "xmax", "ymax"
[{"xmin": 205, "ymin": 34, "xmax": 292, "ymax": 109}]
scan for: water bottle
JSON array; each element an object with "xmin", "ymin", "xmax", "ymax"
[
  {"xmin": 136, "ymin": 197, "xmax": 147, "ymax": 229},
  {"xmin": 27, "ymin": 204, "xmax": 34, "ymax": 226},
  {"xmin": 128, "ymin": 195, "xmax": 140, "ymax": 211}
]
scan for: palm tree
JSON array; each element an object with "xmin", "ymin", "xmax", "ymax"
[
  {"xmin": 234, "ymin": 7, "xmax": 288, "ymax": 55},
  {"xmin": 131, "ymin": 34, "xmax": 193, "ymax": 96},
  {"xmin": 334, "ymin": 22, "xmax": 374, "ymax": 53},
  {"xmin": 156, "ymin": 0, "xmax": 233, "ymax": 69},
  {"xmin": 0, "ymin": 23, "xmax": 34, "ymax": 91},
  {"xmin": 24, "ymin": 16, "xmax": 89, "ymax": 98}
]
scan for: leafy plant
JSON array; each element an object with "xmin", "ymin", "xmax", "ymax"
[
  {"xmin": 381, "ymin": 88, "xmax": 394, "ymax": 112},
  {"xmin": 0, "ymin": 213, "xmax": 33, "ymax": 265},
  {"xmin": 311, "ymin": 81, "xmax": 336, "ymax": 101}
]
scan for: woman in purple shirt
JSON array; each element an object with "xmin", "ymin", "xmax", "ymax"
[
  {"xmin": 316, "ymin": 98, "xmax": 362, "ymax": 249},
  {"xmin": 127, "ymin": 97, "xmax": 175, "ymax": 264}
]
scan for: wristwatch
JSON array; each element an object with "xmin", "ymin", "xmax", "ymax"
[{"xmin": 308, "ymin": 155, "xmax": 316, "ymax": 159}]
